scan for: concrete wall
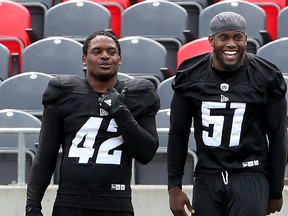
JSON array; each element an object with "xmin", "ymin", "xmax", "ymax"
[{"xmin": 1, "ymin": 185, "xmax": 288, "ymax": 216}]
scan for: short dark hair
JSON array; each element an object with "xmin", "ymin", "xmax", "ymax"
[{"xmin": 82, "ymin": 30, "xmax": 121, "ymax": 57}]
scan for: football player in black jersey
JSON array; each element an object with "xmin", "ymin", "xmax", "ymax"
[
  {"xmin": 168, "ymin": 12, "xmax": 287, "ymax": 216},
  {"xmin": 26, "ymin": 30, "xmax": 160, "ymax": 216}
]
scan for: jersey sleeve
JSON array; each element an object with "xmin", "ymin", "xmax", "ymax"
[
  {"xmin": 265, "ymin": 97, "xmax": 287, "ymax": 199},
  {"xmin": 167, "ymin": 92, "xmax": 194, "ymax": 190},
  {"xmin": 113, "ymin": 78, "xmax": 160, "ymax": 164},
  {"xmin": 124, "ymin": 78, "xmax": 160, "ymax": 117},
  {"xmin": 26, "ymin": 107, "xmax": 63, "ymax": 213}
]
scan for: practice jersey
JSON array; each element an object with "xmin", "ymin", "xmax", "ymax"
[
  {"xmin": 34, "ymin": 75, "xmax": 160, "ymax": 212},
  {"xmin": 169, "ymin": 53, "xmax": 287, "ymax": 177}
]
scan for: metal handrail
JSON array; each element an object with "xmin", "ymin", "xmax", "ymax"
[{"xmin": 0, "ymin": 128, "xmax": 40, "ymax": 185}]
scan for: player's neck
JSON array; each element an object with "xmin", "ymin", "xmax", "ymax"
[{"xmin": 87, "ymin": 76, "xmax": 117, "ymax": 93}]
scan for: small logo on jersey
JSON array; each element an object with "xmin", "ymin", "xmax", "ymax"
[
  {"xmin": 220, "ymin": 83, "xmax": 229, "ymax": 92},
  {"xmin": 111, "ymin": 184, "xmax": 126, "ymax": 191},
  {"xmin": 100, "ymin": 108, "xmax": 109, "ymax": 116},
  {"xmin": 242, "ymin": 160, "xmax": 260, "ymax": 168},
  {"xmin": 104, "ymin": 99, "xmax": 112, "ymax": 107},
  {"xmin": 220, "ymin": 95, "xmax": 229, "ymax": 102}
]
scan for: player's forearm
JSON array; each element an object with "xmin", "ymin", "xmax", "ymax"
[
  {"xmin": 266, "ymin": 98, "xmax": 288, "ymax": 198},
  {"xmin": 167, "ymin": 130, "xmax": 190, "ymax": 190},
  {"xmin": 114, "ymin": 109, "xmax": 159, "ymax": 164}
]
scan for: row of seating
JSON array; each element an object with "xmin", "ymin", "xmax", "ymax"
[
  {"xmin": 0, "ymin": 106, "xmax": 197, "ymax": 185},
  {"xmin": 0, "ymin": 36, "xmax": 169, "ymax": 84},
  {"xmin": 2, "ymin": 0, "xmax": 288, "ymax": 78},
  {"xmin": 2, "ymin": 70, "xmax": 288, "ymax": 185},
  {"xmin": 2, "ymin": 35, "xmax": 288, "ymax": 89}
]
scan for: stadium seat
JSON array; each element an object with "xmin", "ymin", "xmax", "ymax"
[
  {"xmin": 88, "ymin": 0, "xmax": 126, "ymax": 38},
  {"xmin": 256, "ymin": 37, "xmax": 288, "ymax": 74},
  {"xmin": 0, "ymin": 43, "xmax": 10, "ymax": 81},
  {"xmin": 177, "ymin": 37, "xmax": 212, "ymax": 68},
  {"xmin": 22, "ymin": 37, "xmax": 84, "ymax": 76},
  {"xmin": 167, "ymin": 0, "xmax": 207, "ymax": 39},
  {"xmin": 62, "ymin": 0, "xmax": 131, "ymax": 38},
  {"xmin": 14, "ymin": 0, "xmax": 54, "ymax": 40},
  {"xmin": 0, "ymin": 109, "xmax": 41, "ymax": 184},
  {"xmin": 117, "ymin": 72, "xmax": 135, "ymax": 80},
  {"xmin": 219, "ymin": 0, "xmax": 282, "ymax": 40},
  {"xmin": 157, "ymin": 76, "xmax": 175, "ymax": 109},
  {"xmin": 119, "ymin": 36, "xmax": 172, "ymax": 84},
  {"xmin": 156, "ymin": 108, "xmax": 197, "ymax": 150},
  {"xmin": 132, "ymin": 147, "xmax": 197, "ymax": 185},
  {"xmin": 44, "ymin": 0, "xmax": 111, "ymax": 43},
  {"xmin": 121, "ymin": 0, "xmax": 193, "ymax": 74},
  {"xmin": 242, "ymin": 0, "xmax": 281, "ymax": 40},
  {"xmin": 0, "ymin": 72, "xmax": 53, "ymax": 118},
  {"xmin": 198, "ymin": 0, "xmax": 267, "ymax": 54},
  {"xmin": 267, "ymin": 0, "xmax": 287, "ymax": 9},
  {"xmin": 278, "ymin": 6, "xmax": 288, "ymax": 38},
  {"xmin": 0, "ymin": 0, "xmax": 32, "ymax": 75}
]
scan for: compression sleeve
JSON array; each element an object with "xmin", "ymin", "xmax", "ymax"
[
  {"xmin": 113, "ymin": 108, "xmax": 159, "ymax": 165},
  {"xmin": 167, "ymin": 92, "xmax": 193, "ymax": 190},
  {"xmin": 26, "ymin": 108, "xmax": 62, "ymax": 213},
  {"xmin": 265, "ymin": 97, "xmax": 288, "ymax": 199}
]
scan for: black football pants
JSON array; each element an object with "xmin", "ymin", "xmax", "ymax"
[
  {"xmin": 192, "ymin": 172, "xmax": 269, "ymax": 216},
  {"xmin": 52, "ymin": 207, "xmax": 134, "ymax": 216}
]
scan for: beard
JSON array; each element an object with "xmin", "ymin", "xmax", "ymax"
[{"xmin": 213, "ymin": 48, "xmax": 245, "ymax": 71}]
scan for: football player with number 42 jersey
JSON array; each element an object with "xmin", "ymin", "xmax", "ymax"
[
  {"xmin": 168, "ymin": 12, "xmax": 287, "ymax": 216},
  {"xmin": 26, "ymin": 30, "xmax": 160, "ymax": 216}
]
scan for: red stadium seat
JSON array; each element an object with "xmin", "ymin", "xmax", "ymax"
[
  {"xmin": 0, "ymin": 0, "xmax": 31, "ymax": 76},
  {"xmin": 177, "ymin": 37, "xmax": 212, "ymax": 68}
]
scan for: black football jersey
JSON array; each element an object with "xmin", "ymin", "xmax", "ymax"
[
  {"xmin": 168, "ymin": 53, "xmax": 287, "ymax": 196},
  {"xmin": 28, "ymin": 75, "xmax": 160, "ymax": 212}
]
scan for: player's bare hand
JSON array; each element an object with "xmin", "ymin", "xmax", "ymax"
[
  {"xmin": 267, "ymin": 198, "xmax": 283, "ymax": 215},
  {"xmin": 169, "ymin": 186, "xmax": 194, "ymax": 216}
]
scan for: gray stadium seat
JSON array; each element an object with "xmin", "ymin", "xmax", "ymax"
[
  {"xmin": 157, "ymin": 76, "xmax": 175, "ymax": 109},
  {"xmin": 198, "ymin": 0, "xmax": 267, "ymax": 54},
  {"xmin": 132, "ymin": 147, "xmax": 197, "ymax": 185},
  {"xmin": 121, "ymin": 0, "xmax": 192, "ymax": 74},
  {"xmin": 43, "ymin": 0, "xmax": 111, "ymax": 43},
  {"xmin": 168, "ymin": 0, "xmax": 209, "ymax": 39},
  {"xmin": 119, "ymin": 36, "xmax": 172, "ymax": 84},
  {"xmin": 256, "ymin": 37, "xmax": 288, "ymax": 74},
  {"xmin": 117, "ymin": 72, "xmax": 135, "ymax": 80},
  {"xmin": 278, "ymin": 6, "xmax": 288, "ymax": 38},
  {"xmin": 156, "ymin": 108, "xmax": 196, "ymax": 151},
  {"xmin": 0, "ymin": 109, "xmax": 41, "ymax": 184},
  {"xmin": 0, "ymin": 43, "xmax": 10, "ymax": 81},
  {"xmin": 0, "ymin": 71, "xmax": 53, "ymax": 118},
  {"xmin": 22, "ymin": 37, "xmax": 84, "ymax": 76}
]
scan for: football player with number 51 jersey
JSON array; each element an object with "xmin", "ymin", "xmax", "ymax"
[
  {"xmin": 26, "ymin": 30, "xmax": 160, "ymax": 216},
  {"xmin": 168, "ymin": 12, "xmax": 287, "ymax": 216}
]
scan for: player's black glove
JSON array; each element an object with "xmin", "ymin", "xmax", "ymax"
[
  {"xmin": 98, "ymin": 87, "xmax": 128, "ymax": 116},
  {"xmin": 26, "ymin": 207, "xmax": 43, "ymax": 216}
]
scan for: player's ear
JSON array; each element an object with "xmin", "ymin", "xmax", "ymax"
[
  {"xmin": 118, "ymin": 56, "xmax": 122, "ymax": 65},
  {"xmin": 208, "ymin": 35, "xmax": 214, "ymax": 47},
  {"xmin": 82, "ymin": 54, "xmax": 87, "ymax": 65}
]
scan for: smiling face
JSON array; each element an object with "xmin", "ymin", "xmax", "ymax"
[
  {"xmin": 209, "ymin": 31, "xmax": 247, "ymax": 71},
  {"xmin": 82, "ymin": 35, "xmax": 121, "ymax": 82}
]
